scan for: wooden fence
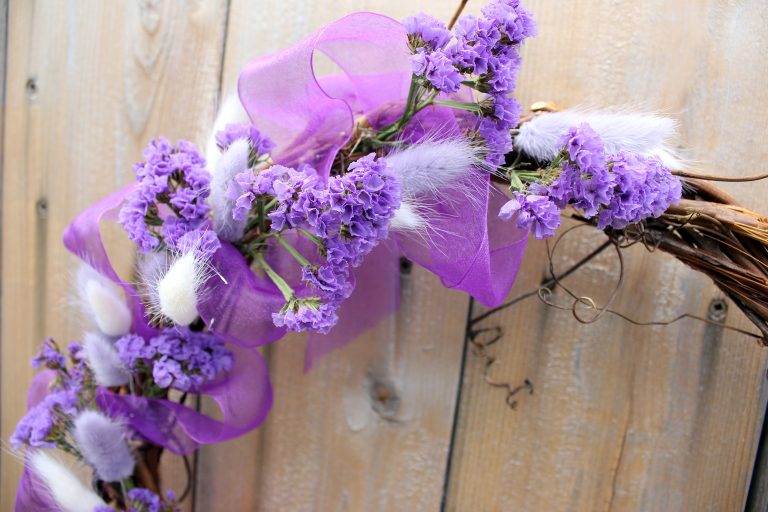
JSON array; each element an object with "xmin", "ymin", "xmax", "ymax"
[{"xmin": 2, "ymin": 1, "xmax": 768, "ymax": 510}]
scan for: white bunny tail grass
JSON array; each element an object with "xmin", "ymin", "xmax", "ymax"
[
  {"xmin": 28, "ymin": 450, "xmax": 107, "ymax": 511},
  {"xmin": 210, "ymin": 138, "xmax": 250, "ymax": 241},
  {"xmin": 515, "ymin": 108, "xmax": 686, "ymax": 169},
  {"xmin": 385, "ymin": 137, "xmax": 487, "ymax": 197},
  {"xmin": 206, "ymin": 94, "xmax": 250, "ymax": 170},
  {"xmin": 391, "ymin": 200, "xmax": 428, "ymax": 232},
  {"xmin": 72, "ymin": 410, "xmax": 135, "ymax": 483},
  {"xmin": 143, "ymin": 240, "xmax": 215, "ymax": 327},
  {"xmin": 82, "ymin": 332, "xmax": 130, "ymax": 388},
  {"xmin": 77, "ymin": 265, "xmax": 132, "ymax": 337}
]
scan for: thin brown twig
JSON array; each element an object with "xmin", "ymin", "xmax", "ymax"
[
  {"xmin": 673, "ymin": 170, "xmax": 768, "ymax": 183},
  {"xmin": 448, "ymin": 0, "xmax": 469, "ymax": 29}
]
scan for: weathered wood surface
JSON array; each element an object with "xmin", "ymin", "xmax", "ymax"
[{"xmin": 2, "ymin": 1, "xmax": 768, "ymax": 511}]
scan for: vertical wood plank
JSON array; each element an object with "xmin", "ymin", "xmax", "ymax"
[
  {"xmin": 446, "ymin": 1, "xmax": 768, "ymax": 510},
  {"xmin": 1, "ymin": 1, "xmax": 228, "ymax": 508}
]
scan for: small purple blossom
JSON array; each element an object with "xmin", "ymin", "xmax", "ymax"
[
  {"xmin": 596, "ymin": 152, "xmax": 682, "ymax": 229},
  {"xmin": 11, "ymin": 387, "xmax": 79, "ymax": 449},
  {"xmin": 413, "ymin": 51, "xmax": 463, "ymax": 93},
  {"xmin": 548, "ymin": 124, "xmax": 614, "ymax": 217},
  {"xmin": 32, "ymin": 338, "xmax": 66, "ymax": 370},
  {"xmin": 215, "ymin": 123, "xmax": 275, "ymax": 157},
  {"xmin": 403, "ymin": 13, "xmax": 452, "ymax": 50},
  {"xmin": 478, "ymin": 116, "xmax": 513, "ymax": 165},
  {"xmin": 115, "ymin": 328, "xmax": 233, "ymax": 392},
  {"xmin": 126, "ymin": 488, "xmax": 161, "ymax": 512},
  {"xmin": 118, "ymin": 138, "xmax": 210, "ymax": 253},
  {"xmin": 499, "ymin": 191, "xmax": 561, "ymax": 239},
  {"xmin": 481, "ymin": 0, "xmax": 537, "ymax": 44},
  {"xmin": 272, "ymin": 299, "xmax": 338, "ymax": 335}
]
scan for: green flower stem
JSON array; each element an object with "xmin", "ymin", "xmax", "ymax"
[
  {"xmin": 275, "ymin": 234, "xmax": 312, "ymax": 267},
  {"xmin": 256, "ymin": 253, "xmax": 294, "ymax": 301},
  {"xmin": 432, "ymin": 99, "xmax": 482, "ymax": 113},
  {"xmin": 297, "ymin": 228, "xmax": 323, "ymax": 247}
]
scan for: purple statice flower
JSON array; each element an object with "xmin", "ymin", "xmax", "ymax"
[
  {"xmin": 272, "ymin": 298, "xmax": 338, "ymax": 335},
  {"xmin": 499, "ymin": 190, "xmax": 561, "ymax": 239},
  {"xmin": 115, "ymin": 328, "xmax": 233, "ymax": 392},
  {"xmin": 483, "ymin": 94, "xmax": 522, "ymax": 129},
  {"xmin": 403, "ymin": 13, "xmax": 452, "ymax": 50},
  {"xmin": 301, "ymin": 264, "xmax": 353, "ymax": 303},
  {"xmin": 126, "ymin": 488, "xmax": 161, "ymax": 512},
  {"xmin": 450, "ymin": 15, "xmax": 501, "ymax": 75},
  {"xmin": 118, "ymin": 138, "xmax": 210, "ymax": 253},
  {"xmin": 548, "ymin": 124, "xmax": 614, "ymax": 217},
  {"xmin": 250, "ymin": 154, "xmax": 399, "ymax": 334},
  {"xmin": 32, "ymin": 338, "xmax": 66, "ymax": 370},
  {"xmin": 11, "ymin": 387, "xmax": 79, "ymax": 449},
  {"xmin": 481, "ymin": 0, "xmax": 537, "ymax": 45},
  {"xmin": 95, "ymin": 506, "xmax": 115, "ymax": 512},
  {"xmin": 176, "ymin": 228, "xmax": 221, "ymax": 259},
  {"xmin": 478, "ymin": 116, "xmax": 513, "ymax": 165},
  {"xmin": 415, "ymin": 50, "xmax": 463, "ymax": 93},
  {"xmin": 215, "ymin": 123, "xmax": 275, "ymax": 156},
  {"xmin": 484, "ymin": 51, "xmax": 521, "ymax": 94},
  {"xmin": 596, "ymin": 152, "xmax": 682, "ymax": 229}
]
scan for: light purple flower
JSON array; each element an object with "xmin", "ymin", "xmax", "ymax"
[
  {"xmin": 118, "ymin": 138, "xmax": 210, "ymax": 253},
  {"xmin": 596, "ymin": 152, "xmax": 682, "ymax": 229},
  {"xmin": 499, "ymin": 191, "xmax": 561, "ymax": 239},
  {"xmin": 272, "ymin": 299, "xmax": 339, "ymax": 335},
  {"xmin": 403, "ymin": 13, "xmax": 452, "ymax": 50},
  {"xmin": 215, "ymin": 122, "xmax": 275, "ymax": 156},
  {"xmin": 549, "ymin": 124, "xmax": 614, "ymax": 217},
  {"xmin": 421, "ymin": 51, "xmax": 463, "ymax": 93},
  {"xmin": 115, "ymin": 328, "xmax": 233, "ymax": 392},
  {"xmin": 31, "ymin": 338, "xmax": 66, "ymax": 370}
]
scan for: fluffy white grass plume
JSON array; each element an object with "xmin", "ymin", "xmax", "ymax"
[
  {"xmin": 28, "ymin": 450, "xmax": 106, "ymax": 511},
  {"xmin": 205, "ymin": 93, "xmax": 249, "ymax": 170},
  {"xmin": 82, "ymin": 332, "xmax": 130, "ymax": 387},
  {"xmin": 72, "ymin": 410, "xmax": 135, "ymax": 482},
  {"xmin": 390, "ymin": 200, "xmax": 427, "ymax": 232},
  {"xmin": 210, "ymin": 138, "xmax": 250, "ymax": 241},
  {"xmin": 386, "ymin": 138, "xmax": 485, "ymax": 232},
  {"xmin": 386, "ymin": 137, "xmax": 486, "ymax": 196},
  {"xmin": 515, "ymin": 108, "xmax": 685, "ymax": 169},
  {"xmin": 143, "ymin": 239, "xmax": 215, "ymax": 327},
  {"xmin": 77, "ymin": 265, "xmax": 132, "ymax": 337}
]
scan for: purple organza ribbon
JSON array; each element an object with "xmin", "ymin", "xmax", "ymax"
[
  {"xmin": 62, "ymin": 186, "xmax": 273, "ymax": 454},
  {"xmin": 15, "ymin": 371, "xmax": 61, "ymax": 512},
  {"xmin": 238, "ymin": 12, "xmax": 528, "ymax": 367}
]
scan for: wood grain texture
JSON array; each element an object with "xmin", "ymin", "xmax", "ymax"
[
  {"xmin": 3, "ymin": 0, "xmax": 768, "ymax": 511},
  {"xmin": 1, "ymin": 0, "xmax": 228, "ymax": 509},
  {"xmin": 446, "ymin": 1, "xmax": 768, "ymax": 511}
]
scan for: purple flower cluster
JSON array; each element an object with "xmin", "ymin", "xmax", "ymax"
[
  {"xmin": 125, "ymin": 488, "xmax": 179, "ymax": 512},
  {"xmin": 11, "ymin": 340, "xmax": 86, "ymax": 449},
  {"xmin": 548, "ymin": 124, "xmax": 614, "ymax": 217},
  {"xmin": 404, "ymin": 0, "xmax": 535, "ymax": 164},
  {"xmin": 215, "ymin": 122, "xmax": 275, "ymax": 157},
  {"xmin": 116, "ymin": 328, "xmax": 233, "ymax": 392},
  {"xmin": 499, "ymin": 123, "xmax": 682, "ymax": 238},
  {"xmin": 229, "ymin": 154, "xmax": 400, "ymax": 333},
  {"xmin": 31, "ymin": 338, "xmax": 66, "ymax": 370},
  {"xmin": 596, "ymin": 152, "xmax": 683, "ymax": 230},
  {"xmin": 499, "ymin": 188, "xmax": 561, "ymax": 239},
  {"xmin": 10, "ymin": 387, "xmax": 79, "ymax": 449},
  {"xmin": 118, "ymin": 138, "xmax": 210, "ymax": 252}
]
